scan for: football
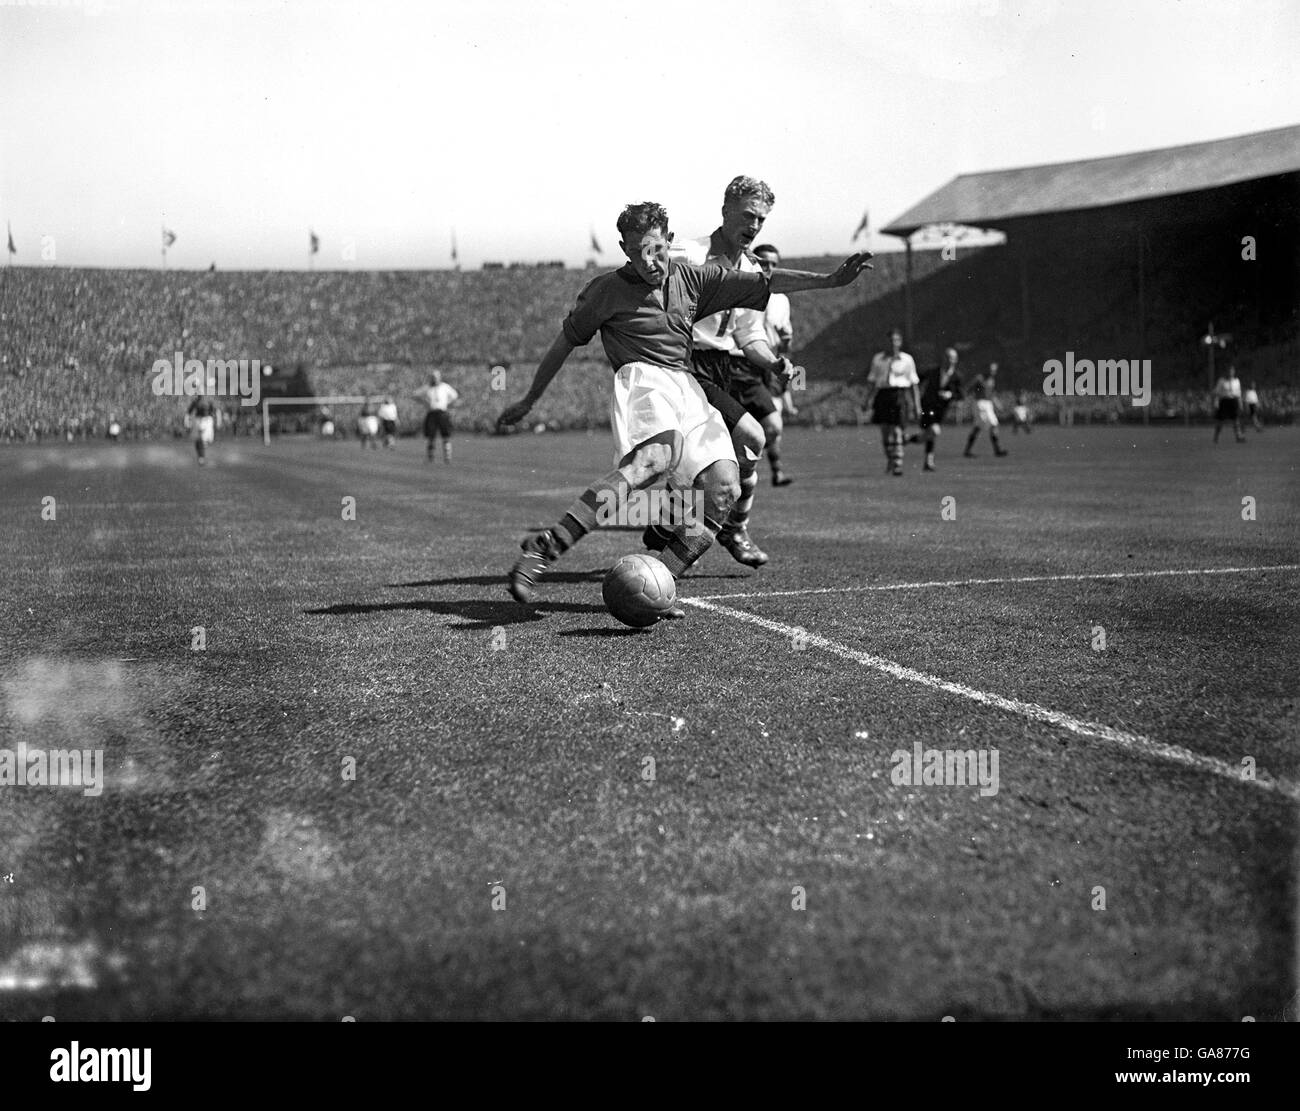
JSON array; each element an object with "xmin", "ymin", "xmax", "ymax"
[{"xmin": 602, "ymin": 553, "xmax": 677, "ymax": 628}]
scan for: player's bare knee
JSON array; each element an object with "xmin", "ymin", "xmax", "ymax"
[
  {"xmin": 763, "ymin": 413, "xmax": 782, "ymax": 439},
  {"xmin": 697, "ymin": 462, "xmax": 739, "ymax": 518}
]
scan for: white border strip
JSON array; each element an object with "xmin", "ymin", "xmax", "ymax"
[
  {"xmin": 681, "ymin": 596, "xmax": 1300, "ymax": 803},
  {"xmin": 690, "ymin": 564, "xmax": 1300, "ymax": 601}
]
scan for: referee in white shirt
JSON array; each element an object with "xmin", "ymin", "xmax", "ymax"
[
  {"xmin": 1212, "ymin": 364, "xmax": 1245, "ymax": 443},
  {"xmin": 416, "ymin": 371, "xmax": 460, "ymax": 462},
  {"xmin": 862, "ymin": 327, "xmax": 921, "ymax": 476}
]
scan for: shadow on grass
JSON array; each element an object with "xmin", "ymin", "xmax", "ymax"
[
  {"xmin": 556, "ymin": 627, "xmax": 650, "ymax": 637},
  {"xmin": 388, "ymin": 571, "xmax": 606, "ymax": 589},
  {"xmin": 304, "ymin": 597, "xmax": 605, "ymax": 630},
  {"xmin": 388, "ymin": 570, "xmax": 751, "ymax": 589}
]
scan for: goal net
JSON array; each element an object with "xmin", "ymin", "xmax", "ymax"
[{"xmin": 260, "ymin": 395, "xmax": 379, "ymax": 444}]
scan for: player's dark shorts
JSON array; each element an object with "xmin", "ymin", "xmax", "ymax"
[
  {"xmin": 1216, "ymin": 398, "xmax": 1240, "ymax": 420},
  {"xmin": 871, "ymin": 387, "xmax": 908, "ymax": 426},
  {"xmin": 918, "ymin": 403, "xmax": 949, "ymax": 429},
  {"xmin": 381, "ymin": 418, "xmax": 397, "ymax": 436},
  {"xmin": 696, "ymin": 376, "xmax": 749, "ymax": 433},
  {"xmin": 728, "ymin": 363, "xmax": 778, "ymax": 421},
  {"xmin": 691, "ymin": 349, "xmax": 776, "ymax": 423},
  {"xmin": 423, "ymin": 410, "xmax": 453, "ymax": 438}
]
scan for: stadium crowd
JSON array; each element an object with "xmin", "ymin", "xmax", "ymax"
[{"xmin": 1, "ymin": 261, "xmax": 1294, "ymax": 442}]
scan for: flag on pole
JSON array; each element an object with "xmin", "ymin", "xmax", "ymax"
[
  {"xmin": 309, "ymin": 230, "xmax": 320, "ymax": 255},
  {"xmin": 162, "ymin": 227, "xmax": 177, "ymax": 249},
  {"xmin": 6, "ymin": 222, "xmax": 15, "ymax": 256},
  {"xmin": 852, "ymin": 210, "xmax": 870, "ymax": 242},
  {"xmin": 590, "ymin": 229, "xmax": 602, "ymax": 254}
]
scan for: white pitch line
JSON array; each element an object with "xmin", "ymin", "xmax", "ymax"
[
  {"xmin": 680, "ymin": 596, "xmax": 1300, "ymax": 804},
  {"xmin": 689, "ymin": 564, "xmax": 1300, "ymax": 601}
]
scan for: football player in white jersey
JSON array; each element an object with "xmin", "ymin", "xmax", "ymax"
[
  {"xmin": 656, "ymin": 176, "xmax": 797, "ymax": 567},
  {"xmin": 754, "ymin": 243, "xmax": 797, "ymax": 483},
  {"xmin": 415, "ymin": 371, "xmax": 460, "ymax": 462}
]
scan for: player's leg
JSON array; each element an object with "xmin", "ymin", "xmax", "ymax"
[
  {"xmin": 653, "ymin": 389, "xmax": 740, "ymax": 584},
  {"xmin": 510, "ymin": 363, "xmax": 681, "ymax": 603},
  {"xmin": 440, "ymin": 412, "xmax": 453, "ymax": 462},
  {"xmin": 886, "ymin": 421, "xmax": 904, "ymax": 475},
  {"xmin": 655, "ymin": 457, "xmax": 738, "ymax": 577},
  {"xmin": 646, "ymin": 373, "xmax": 768, "ymax": 568},
  {"xmin": 761, "ymin": 408, "xmax": 790, "ymax": 486},
  {"xmin": 715, "ymin": 409, "xmax": 768, "ymax": 564},
  {"xmin": 923, "ymin": 418, "xmax": 939, "ymax": 471},
  {"xmin": 715, "ymin": 362, "xmax": 771, "ymax": 565},
  {"xmin": 508, "ymin": 431, "xmax": 679, "ymax": 604},
  {"xmin": 988, "ymin": 408, "xmax": 1008, "ymax": 456},
  {"xmin": 730, "ymin": 371, "xmax": 789, "ymax": 487}
]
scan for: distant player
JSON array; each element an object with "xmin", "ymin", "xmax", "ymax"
[
  {"xmin": 1243, "ymin": 380, "xmax": 1262, "ymax": 432},
  {"xmin": 495, "ymin": 200, "xmax": 872, "ymax": 609},
  {"xmin": 754, "ymin": 243, "xmax": 798, "ymax": 484},
  {"xmin": 357, "ymin": 396, "xmax": 380, "ymax": 449},
  {"xmin": 377, "ymin": 396, "xmax": 399, "ymax": 448},
  {"xmin": 667, "ymin": 177, "xmax": 799, "ymax": 567},
  {"xmin": 1212, "ymin": 365, "xmax": 1245, "ymax": 443},
  {"xmin": 1011, "ymin": 389, "xmax": 1032, "ymax": 434},
  {"xmin": 964, "ymin": 363, "xmax": 1009, "ymax": 458},
  {"xmin": 185, "ymin": 395, "xmax": 219, "ymax": 465},
  {"xmin": 916, "ymin": 347, "xmax": 964, "ymax": 471},
  {"xmin": 415, "ymin": 371, "xmax": 459, "ymax": 462},
  {"xmin": 862, "ymin": 327, "xmax": 921, "ymax": 476}
]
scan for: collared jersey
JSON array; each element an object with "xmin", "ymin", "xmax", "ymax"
[
  {"xmin": 868, "ymin": 350, "xmax": 920, "ymax": 389},
  {"xmin": 562, "ymin": 260, "xmax": 770, "ymax": 373},
  {"xmin": 671, "ymin": 234, "xmax": 769, "ymax": 354}
]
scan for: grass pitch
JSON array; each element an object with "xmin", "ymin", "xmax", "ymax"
[{"xmin": 1, "ymin": 424, "xmax": 1296, "ymax": 1020}]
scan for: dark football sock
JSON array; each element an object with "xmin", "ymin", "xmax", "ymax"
[
  {"xmin": 656, "ymin": 511, "xmax": 727, "ymax": 577},
  {"xmin": 553, "ymin": 470, "xmax": 627, "ymax": 552},
  {"xmin": 886, "ymin": 426, "xmax": 904, "ymax": 467},
  {"xmin": 722, "ymin": 460, "xmax": 758, "ymax": 535}
]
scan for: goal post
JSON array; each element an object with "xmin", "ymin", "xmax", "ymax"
[{"xmin": 261, "ymin": 395, "xmax": 371, "ymax": 445}]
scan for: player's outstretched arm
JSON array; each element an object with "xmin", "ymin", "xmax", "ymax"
[
  {"xmin": 496, "ymin": 333, "xmax": 575, "ymax": 428},
  {"xmin": 769, "ymin": 252, "xmax": 874, "ymax": 294}
]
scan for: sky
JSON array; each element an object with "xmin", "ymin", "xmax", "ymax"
[{"xmin": 1, "ymin": 0, "xmax": 1297, "ymax": 270}]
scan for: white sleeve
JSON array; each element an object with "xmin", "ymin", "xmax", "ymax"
[{"xmin": 732, "ymin": 305, "xmax": 769, "ymax": 351}]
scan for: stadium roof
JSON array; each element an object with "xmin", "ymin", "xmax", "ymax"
[{"xmin": 882, "ymin": 124, "xmax": 1300, "ymax": 237}]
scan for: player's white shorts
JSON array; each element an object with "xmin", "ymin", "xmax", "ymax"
[
  {"xmin": 610, "ymin": 361, "xmax": 735, "ymax": 486},
  {"xmin": 358, "ymin": 414, "xmax": 380, "ymax": 436},
  {"xmin": 975, "ymin": 399, "xmax": 998, "ymax": 428},
  {"xmin": 195, "ymin": 415, "xmax": 215, "ymax": 444},
  {"xmin": 1013, "ymin": 405, "xmax": 1029, "ymax": 422}
]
